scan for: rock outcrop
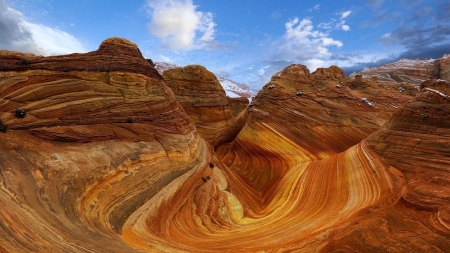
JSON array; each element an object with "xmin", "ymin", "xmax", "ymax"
[
  {"xmin": 217, "ymin": 64, "xmax": 415, "ymax": 214},
  {"xmin": 0, "ymin": 38, "xmax": 217, "ymax": 252},
  {"xmin": 163, "ymin": 65, "xmax": 241, "ymax": 147},
  {"xmin": 357, "ymin": 54, "xmax": 450, "ymax": 87},
  {"xmin": 323, "ymin": 78, "xmax": 450, "ymax": 252},
  {"xmin": 155, "ymin": 61, "xmax": 256, "ymax": 98},
  {"xmin": 1, "ymin": 41, "xmax": 449, "ymax": 252},
  {"xmin": 227, "ymin": 96, "xmax": 249, "ymax": 117}
]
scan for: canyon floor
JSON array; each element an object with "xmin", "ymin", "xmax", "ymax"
[{"xmin": 0, "ymin": 38, "xmax": 449, "ymax": 252}]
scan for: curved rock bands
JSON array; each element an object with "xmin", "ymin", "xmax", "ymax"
[
  {"xmin": 323, "ymin": 80, "xmax": 450, "ymax": 252},
  {"xmin": 0, "ymin": 38, "xmax": 159, "ymax": 79},
  {"xmin": 0, "ymin": 127, "xmax": 203, "ymax": 253},
  {"xmin": 0, "ymin": 71, "xmax": 192, "ymax": 141},
  {"xmin": 119, "ymin": 142, "xmax": 400, "ymax": 252}
]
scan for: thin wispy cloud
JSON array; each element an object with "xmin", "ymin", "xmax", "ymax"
[
  {"xmin": 146, "ymin": 0, "xmax": 216, "ymax": 51},
  {"xmin": 308, "ymin": 4, "xmax": 320, "ymax": 12}
]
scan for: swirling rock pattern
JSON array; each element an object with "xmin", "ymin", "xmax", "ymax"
[
  {"xmin": 0, "ymin": 38, "xmax": 207, "ymax": 252},
  {"xmin": 163, "ymin": 65, "xmax": 241, "ymax": 147},
  {"xmin": 0, "ymin": 41, "xmax": 449, "ymax": 252}
]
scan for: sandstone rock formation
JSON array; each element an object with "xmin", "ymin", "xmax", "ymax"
[
  {"xmin": 155, "ymin": 61, "xmax": 256, "ymax": 98},
  {"xmin": 0, "ymin": 38, "xmax": 213, "ymax": 252},
  {"xmin": 323, "ymin": 78, "xmax": 450, "ymax": 252},
  {"xmin": 0, "ymin": 40, "xmax": 449, "ymax": 252},
  {"xmin": 357, "ymin": 54, "xmax": 450, "ymax": 87},
  {"xmin": 162, "ymin": 65, "xmax": 241, "ymax": 147},
  {"xmin": 227, "ymin": 96, "xmax": 249, "ymax": 117},
  {"xmin": 219, "ymin": 64, "xmax": 416, "ymax": 214}
]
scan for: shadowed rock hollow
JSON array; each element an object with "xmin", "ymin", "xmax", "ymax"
[{"xmin": 0, "ymin": 38, "xmax": 449, "ymax": 252}]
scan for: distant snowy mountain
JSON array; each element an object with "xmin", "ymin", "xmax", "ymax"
[
  {"xmin": 155, "ymin": 62, "xmax": 255, "ymax": 98},
  {"xmin": 217, "ymin": 77, "xmax": 255, "ymax": 98}
]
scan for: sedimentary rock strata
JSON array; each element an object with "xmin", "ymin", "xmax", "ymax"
[
  {"xmin": 324, "ymin": 78, "xmax": 450, "ymax": 252},
  {"xmin": 0, "ymin": 39, "xmax": 449, "ymax": 252},
  {"xmin": 163, "ymin": 65, "xmax": 241, "ymax": 147},
  {"xmin": 357, "ymin": 54, "xmax": 450, "ymax": 87},
  {"xmin": 227, "ymin": 96, "xmax": 249, "ymax": 117},
  {"xmin": 0, "ymin": 38, "xmax": 209, "ymax": 252}
]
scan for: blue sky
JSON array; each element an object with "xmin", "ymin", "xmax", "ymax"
[{"xmin": 1, "ymin": 0, "xmax": 449, "ymax": 90}]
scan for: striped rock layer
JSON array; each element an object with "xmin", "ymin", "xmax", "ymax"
[
  {"xmin": 0, "ymin": 40, "xmax": 449, "ymax": 252},
  {"xmin": 163, "ymin": 65, "xmax": 241, "ymax": 148}
]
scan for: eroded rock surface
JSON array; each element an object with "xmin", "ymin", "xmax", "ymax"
[
  {"xmin": 357, "ymin": 54, "xmax": 450, "ymax": 87},
  {"xmin": 0, "ymin": 38, "xmax": 213, "ymax": 252},
  {"xmin": 163, "ymin": 65, "xmax": 241, "ymax": 147},
  {"xmin": 0, "ymin": 42, "xmax": 449, "ymax": 252}
]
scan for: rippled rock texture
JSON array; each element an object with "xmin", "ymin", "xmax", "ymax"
[
  {"xmin": 1, "ymin": 40, "xmax": 449, "ymax": 252},
  {"xmin": 0, "ymin": 38, "xmax": 209, "ymax": 252},
  {"xmin": 357, "ymin": 54, "xmax": 450, "ymax": 87},
  {"xmin": 163, "ymin": 65, "xmax": 241, "ymax": 147}
]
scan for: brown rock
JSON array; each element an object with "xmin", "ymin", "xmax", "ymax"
[
  {"xmin": 322, "ymin": 78, "xmax": 450, "ymax": 252},
  {"xmin": 163, "ymin": 65, "xmax": 241, "ymax": 147},
  {"xmin": 227, "ymin": 96, "xmax": 249, "ymax": 117},
  {"xmin": 0, "ymin": 37, "xmax": 191, "ymax": 142}
]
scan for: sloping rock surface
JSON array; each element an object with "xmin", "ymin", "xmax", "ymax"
[
  {"xmin": 163, "ymin": 65, "xmax": 241, "ymax": 147},
  {"xmin": 0, "ymin": 41, "xmax": 449, "ymax": 252}
]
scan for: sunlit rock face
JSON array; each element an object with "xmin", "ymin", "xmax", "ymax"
[
  {"xmin": 323, "ymin": 78, "xmax": 450, "ymax": 252},
  {"xmin": 1, "ymin": 40, "xmax": 449, "ymax": 253},
  {"xmin": 162, "ymin": 65, "xmax": 241, "ymax": 147},
  {"xmin": 0, "ymin": 38, "xmax": 209, "ymax": 252},
  {"xmin": 220, "ymin": 64, "xmax": 415, "ymax": 214}
]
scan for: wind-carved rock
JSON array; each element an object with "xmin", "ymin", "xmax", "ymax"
[
  {"xmin": 357, "ymin": 54, "xmax": 450, "ymax": 87},
  {"xmin": 163, "ymin": 65, "xmax": 241, "ymax": 147},
  {"xmin": 0, "ymin": 38, "xmax": 226, "ymax": 252},
  {"xmin": 324, "ymin": 78, "xmax": 450, "ymax": 252},
  {"xmin": 1, "ymin": 41, "xmax": 449, "ymax": 252}
]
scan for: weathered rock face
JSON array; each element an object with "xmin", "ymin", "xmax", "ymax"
[
  {"xmin": 439, "ymin": 54, "xmax": 450, "ymax": 81},
  {"xmin": 323, "ymin": 79, "xmax": 450, "ymax": 252},
  {"xmin": 0, "ymin": 38, "xmax": 216, "ymax": 252},
  {"xmin": 219, "ymin": 64, "xmax": 415, "ymax": 213},
  {"xmin": 227, "ymin": 96, "xmax": 249, "ymax": 117},
  {"xmin": 155, "ymin": 61, "xmax": 256, "ymax": 98},
  {"xmin": 163, "ymin": 65, "xmax": 241, "ymax": 147},
  {"xmin": 0, "ymin": 37, "xmax": 192, "ymax": 142},
  {"xmin": 357, "ymin": 54, "xmax": 450, "ymax": 87},
  {"xmin": 1, "ymin": 41, "xmax": 450, "ymax": 252}
]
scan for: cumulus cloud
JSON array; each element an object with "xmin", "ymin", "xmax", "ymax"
[
  {"xmin": 146, "ymin": 0, "xmax": 216, "ymax": 50},
  {"xmin": 275, "ymin": 18, "xmax": 342, "ymax": 65},
  {"xmin": 0, "ymin": 0, "xmax": 85, "ymax": 55}
]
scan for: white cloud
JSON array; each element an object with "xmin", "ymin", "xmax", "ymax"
[
  {"xmin": 0, "ymin": 1, "xmax": 85, "ymax": 56},
  {"xmin": 159, "ymin": 54, "xmax": 172, "ymax": 62},
  {"xmin": 146, "ymin": 0, "xmax": 216, "ymax": 51},
  {"xmin": 258, "ymin": 68, "xmax": 265, "ymax": 75},
  {"xmin": 22, "ymin": 22, "xmax": 85, "ymax": 55},
  {"xmin": 308, "ymin": 4, "xmax": 320, "ymax": 12},
  {"xmin": 273, "ymin": 18, "xmax": 343, "ymax": 70},
  {"xmin": 319, "ymin": 10, "xmax": 352, "ymax": 32},
  {"xmin": 341, "ymin": 10, "xmax": 352, "ymax": 19}
]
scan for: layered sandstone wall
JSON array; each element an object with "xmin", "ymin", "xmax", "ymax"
[{"xmin": 163, "ymin": 65, "xmax": 241, "ymax": 147}]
